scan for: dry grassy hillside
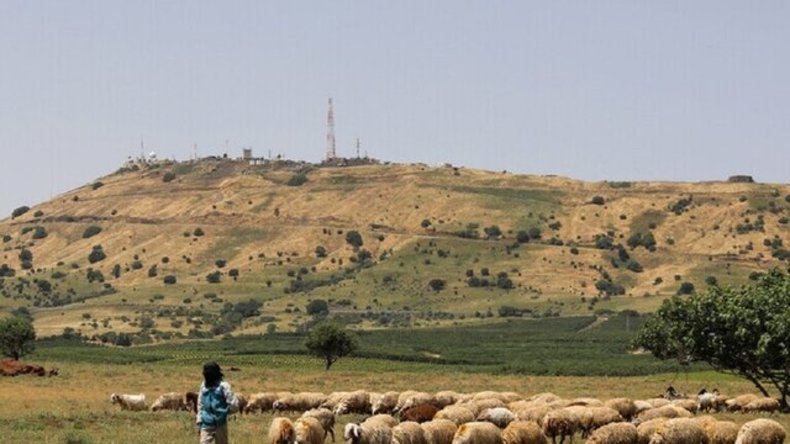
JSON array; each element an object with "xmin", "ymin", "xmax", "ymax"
[{"xmin": 1, "ymin": 158, "xmax": 788, "ymax": 339}]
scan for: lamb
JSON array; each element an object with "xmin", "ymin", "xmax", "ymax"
[
  {"xmin": 422, "ymin": 419, "xmax": 459, "ymax": 444},
  {"xmin": 401, "ymin": 404, "xmax": 440, "ymax": 423},
  {"xmin": 151, "ymin": 392, "xmax": 187, "ymax": 411},
  {"xmin": 725, "ymin": 394, "xmax": 760, "ymax": 413},
  {"xmin": 269, "ymin": 417, "xmax": 297, "ymax": 444},
  {"xmin": 476, "ymin": 407, "xmax": 516, "ymax": 429},
  {"xmin": 501, "ymin": 421, "xmax": 547, "ymax": 444},
  {"xmin": 741, "ymin": 398, "xmax": 780, "ymax": 414},
  {"xmin": 636, "ymin": 418, "xmax": 668, "ymax": 444},
  {"xmin": 648, "ymin": 418, "xmax": 709, "ymax": 444},
  {"xmin": 334, "ymin": 390, "xmax": 371, "ymax": 415},
  {"xmin": 586, "ymin": 422, "xmax": 638, "ymax": 444},
  {"xmin": 275, "ymin": 392, "xmax": 327, "ymax": 413},
  {"xmin": 247, "ymin": 392, "xmax": 287, "ymax": 414},
  {"xmin": 697, "ymin": 390, "xmax": 725, "ymax": 413},
  {"xmin": 392, "ymin": 421, "xmax": 428, "ymax": 444},
  {"xmin": 302, "ymin": 408, "xmax": 336, "ymax": 442},
  {"xmin": 703, "ymin": 421, "xmax": 738, "ymax": 444},
  {"xmin": 371, "ymin": 391, "xmax": 400, "ymax": 415},
  {"xmin": 541, "ymin": 408, "xmax": 579, "ymax": 444},
  {"xmin": 452, "ymin": 421, "xmax": 503, "ymax": 444},
  {"xmin": 435, "ymin": 405, "xmax": 477, "ymax": 426},
  {"xmin": 110, "ymin": 393, "xmax": 147, "ymax": 411},
  {"xmin": 734, "ymin": 419, "xmax": 786, "ymax": 444},
  {"xmin": 604, "ymin": 398, "xmax": 637, "ymax": 421},
  {"xmin": 295, "ymin": 416, "xmax": 327, "ymax": 444},
  {"xmin": 344, "ymin": 418, "xmax": 394, "ymax": 444}
]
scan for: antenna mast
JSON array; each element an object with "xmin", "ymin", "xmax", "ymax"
[
  {"xmin": 356, "ymin": 138, "xmax": 360, "ymax": 159},
  {"xmin": 326, "ymin": 98, "xmax": 336, "ymax": 161}
]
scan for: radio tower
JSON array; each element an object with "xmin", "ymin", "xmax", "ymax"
[{"xmin": 326, "ymin": 98, "xmax": 336, "ymax": 161}]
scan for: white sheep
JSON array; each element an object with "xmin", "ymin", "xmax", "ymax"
[
  {"xmin": 636, "ymin": 418, "xmax": 668, "ymax": 444},
  {"xmin": 344, "ymin": 419, "xmax": 393, "ymax": 444},
  {"xmin": 422, "ymin": 419, "xmax": 459, "ymax": 444},
  {"xmin": 392, "ymin": 421, "xmax": 428, "ymax": 444},
  {"xmin": 296, "ymin": 416, "xmax": 327, "ymax": 444},
  {"xmin": 696, "ymin": 390, "xmax": 724, "ymax": 413},
  {"xmin": 541, "ymin": 408, "xmax": 579, "ymax": 444},
  {"xmin": 364, "ymin": 414, "xmax": 399, "ymax": 428},
  {"xmin": 501, "ymin": 420, "xmax": 547, "ymax": 444},
  {"xmin": 269, "ymin": 417, "xmax": 297, "ymax": 444},
  {"xmin": 734, "ymin": 419, "xmax": 786, "ymax": 444},
  {"xmin": 461, "ymin": 399, "xmax": 507, "ymax": 417},
  {"xmin": 110, "ymin": 393, "xmax": 147, "ymax": 411},
  {"xmin": 150, "ymin": 392, "xmax": 187, "ymax": 412},
  {"xmin": 604, "ymin": 398, "xmax": 637, "ymax": 421},
  {"xmin": 476, "ymin": 407, "xmax": 516, "ymax": 428},
  {"xmin": 398, "ymin": 392, "xmax": 436, "ymax": 412},
  {"xmin": 436, "ymin": 405, "xmax": 477, "ymax": 426},
  {"xmin": 513, "ymin": 405, "xmax": 553, "ymax": 426},
  {"xmin": 704, "ymin": 421, "xmax": 738, "ymax": 444},
  {"xmin": 587, "ymin": 422, "xmax": 638, "ymax": 444},
  {"xmin": 275, "ymin": 392, "xmax": 327, "ymax": 412},
  {"xmin": 725, "ymin": 394, "xmax": 760, "ymax": 412},
  {"xmin": 248, "ymin": 392, "xmax": 287, "ymax": 414},
  {"xmin": 435, "ymin": 391, "xmax": 461, "ymax": 409},
  {"xmin": 371, "ymin": 392, "xmax": 400, "ymax": 415},
  {"xmin": 302, "ymin": 408, "xmax": 336, "ymax": 442},
  {"xmin": 323, "ymin": 392, "xmax": 351, "ymax": 411},
  {"xmin": 635, "ymin": 405, "xmax": 692, "ymax": 423},
  {"xmin": 452, "ymin": 421, "xmax": 503, "ymax": 444},
  {"xmin": 648, "ymin": 417, "xmax": 709, "ymax": 444},
  {"xmin": 741, "ymin": 398, "xmax": 780, "ymax": 414},
  {"xmin": 334, "ymin": 390, "xmax": 372, "ymax": 415}
]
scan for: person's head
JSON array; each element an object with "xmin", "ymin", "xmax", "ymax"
[{"xmin": 202, "ymin": 361, "xmax": 223, "ymax": 387}]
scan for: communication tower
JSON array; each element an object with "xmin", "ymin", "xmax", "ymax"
[{"xmin": 326, "ymin": 98, "xmax": 336, "ymax": 161}]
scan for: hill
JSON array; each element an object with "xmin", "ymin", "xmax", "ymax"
[{"xmin": 1, "ymin": 158, "xmax": 788, "ymax": 341}]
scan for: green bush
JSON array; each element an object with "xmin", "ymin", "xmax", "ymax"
[
  {"xmin": 428, "ymin": 279, "xmax": 446, "ymax": 291},
  {"xmin": 32, "ymin": 226, "xmax": 48, "ymax": 239},
  {"xmin": 516, "ymin": 230, "xmax": 530, "ymax": 243},
  {"xmin": 591, "ymin": 196, "xmax": 605, "ymax": 205},
  {"xmin": 147, "ymin": 265, "xmax": 158, "ymax": 278},
  {"xmin": 11, "ymin": 206, "xmax": 30, "ymax": 219},
  {"xmin": 215, "ymin": 259, "xmax": 227, "ymax": 268},
  {"xmin": 163, "ymin": 275, "xmax": 177, "ymax": 285},
  {"xmin": 527, "ymin": 227, "xmax": 542, "ymax": 240},
  {"xmin": 306, "ymin": 299, "xmax": 329, "ymax": 316},
  {"xmin": 193, "ymin": 227, "xmax": 205, "ymax": 237},
  {"xmin": 677, "ymin": 282, "xmax": 695, "ymax": 295},
  {"xmin": 82, "ymin": 226, "xmax": 102, "ymax": 239},
  {"xmin": 88, "ymin": 245, "xmax": 106, "ymax": 264},
  {"xmin": 315, "ymin": 246, "xmax": 327, "ymax": 258},
  {"xmin": 91, "ymin": 181, "xmax": 104, "ymax": 190},
  {"xmin": 345, "ymin": 231, "xmax": 363, "ymax": 249},
  {"xmin": 705, "ymin": 276, "xmax": 718, "ymax": 286},
  {"xmin": 484, "ymin": 225, "xmax": 502, "ymax": 239},
  {"xmin": 162, "ymin": 172, "xmax": 176, "ymax": 183},
  {"xmin": 286, "ymin": 173, "xmax": 308, "ymax": 186},
  {"xmin": 206, "ymin": 271, "xmax": 221, "ymax": 284},
  {"xmin": 420, "ymin": 219, "xmax": 432, "ymax": 228}
]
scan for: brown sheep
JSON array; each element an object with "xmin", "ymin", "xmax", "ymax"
[
  {"xmin": 741, "ymin": 398, "xmax": 780, "ymax": 414},
  {"xmin": 401, "ymin": 404, "xmax": 440, "ymax": 423},
  {"xmin": 151, "ymin": 392, "xmax": 187, "ymax": 412},
  {"xmin": 185, "ymin": 391, "xmax": 199, "ymax": 413},
  {"xmin": 636, "ymin": 418, "xmax": 668, "ymax": 444},
  {"xmin": 269, "ymin": 417, "xmax": 297, "ymax": 444},
  {"xmin": 295, "ymin": 416, "xmax": 326, "ymax": 444},
  {"xmin": 302, "ymin": 408, "xmax": 336, "ymax": 442},
  {"xmin": 604, "ymin": 398, "xmax": 637, "ymax": 421}
]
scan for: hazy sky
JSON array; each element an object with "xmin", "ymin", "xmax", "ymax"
[{"xmin": 1, "ymin": 1, "xmax": 789, "ymax": 216}]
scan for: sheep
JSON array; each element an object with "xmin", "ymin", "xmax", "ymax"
[
  {"xmin": 703, "ymin": 421, "xmax": 738, "ymax": 444},
  {"xmin": 734, "ymin": 419, "xmax": 786, "ymax": 444},
  {"xmin": 513, "ymin": 405, "xmax": 553, "ymax": 426},
  {"xmin": 393, "ymin": 421, "xmax": 428, "ymax": 444},
  {"xmin": 236, "ymin": 393, "xmax": 248, "ymax": 415},
  {"xmin": 541, "ymin": 408, "xmax": 579, "ymax": 444},
  {"xmin": 586, "ymin": 422, "xmax": 638, "ymax": 444},
  {"xmin": 473, "ymin": 392, "xmax": 505, "ymax": 402},
  {"xmin": 364, "ymin": 414, "xmax": 399, "ymax": 428},
  {"xmin": 435, "ymin": 391, "xmax": 461, "ymax": 409},
  {"xmin": 476, "ymin": 407, "xmax": 516, "ymax": 429},
  {"xmin": 247, "ymin": 392, "xmax": 285, "ymax": 414},
  {"xmin": 335, "ymin": 390, "xmax": 372, "ymax": 415},
  {"xmin": 526, "ymin": 393, "xmax": 561, "ymax": 405},
  {"xmin": 452, "ymin": 421, "xmax": 503, "ymax": 444},
  {"xmin": 185, "ymin": 391, "xmax": 199, "ymax": 413},
  {"xmin": 302, "ymin": 408, "xmax": 336, "ymax": 442},
  {"xmin": 296, "ymin": 416, "xmax": 327, "ymax": 444},
  {"xmin": 588, "ymin": 407, "xmax": 624, "ymax": 435},
  {"xmin": 604, "ymin": 398, "xmax": 637, "ymax": 421},
  {"xmin": 269, "ymin": 417, "xmax": 297, "ymax": 444},
  {"xmin": 401, "ymin": 404, "xmax": 440, "ymax": 423},
  {"xmin": 461, "ymin": 399, "xmax": 507, "ymax": 417},
  {"xmin": 648, "ymin": 417, "xmax": 709, "ymax": 444},
  {"xmin": 644, "ymin": 399, "xmax": 671, "ymax": 409},
  {"xmin": 110, "ymin": 393, "xmax": 147, "ymax": 411},
  {"xmin": 697, "ymin": 390, "xmax": 725, "ymax": 413},
  {"xmin": 635, "ymin": 405, "xmax": 692, "ymax": 423},
  {"xmin": 669, "ymin": 399, "xmax": 697, "ymax": 414},
  {"xmin": 398, "ymin": 392, "xmax": 436, "ymax": 413},
  {"xmin": 741, "ymin": 398, "xmax": 780, "ymax": 414},
  {"xmin": 275, "ymin": 392, "xmax": 327, "ymax": 413},
  {"xmin": 501, "ymin": 421, "xmax": 547, "ymax": 444},
  {"xmin": 422, "ymin": 419, "xmax": 459, "ymax": 444},
  {"xmin": 436, "ymin": 405, "xmax": 477, "ymax": 426},
  {"xmin": 151, "ymin": 392, "xmax": 187, "ymax": 412},
  {"xmin": 725, "ymin": 395, "xmax": 760, "ymax": 413},
  {"xmin": 561, "ymin": 406, "xmax": 594, "ymax": 438},
  {"xmin": 636, "ymin": 418, "xmax": 668, "ymax": 444},
  {"xmin": 371, "ymin": 391, "xmax": 400, "ymax": 415},
  {"xmin": 508, "ymin": 401, "xmax": 534, "ymax": 412},
  {"xmin": 633, "ymin": 401, "xmax": 653, "ymax": 416},
  {"xmin": 344, "ymin": 419, "xmax": 394, "ymax": 444},
  {"xmin": 323, "ymin": 392, "xmax": 351, "ymax": 411},
  {"xmin": 566, "ymin": 397, "xmax": 603, "ymax": 407}
]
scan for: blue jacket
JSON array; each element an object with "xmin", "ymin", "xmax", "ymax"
[{"xmin": 196, "ymin": 381, "xmax": 238, "ymax": 429}]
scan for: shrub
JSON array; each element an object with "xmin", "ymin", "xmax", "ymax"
[
  {"xmin": 516, "ymin": 230, "xmax": 530, "ymax": 243},
  {"xmin": 625, "ymin": 260, "xmax": 643, "ymax": 273},
  {"xmin": 18, "ymin": 248, "xmax": 33, "ymax": 262},
  {"xmin": 315, "ymin": 246, "xmax": 327, "ymax": 258},
  {"xmin": 306, "ymin": 299, "xmax": 329, "ymax": 316},
  {"xmin": 33, "ymin": 210, "xmax": 44, "ymax": 217},
  {"xmin": 215, "ymin": 259, "xmax": 227, "ymax": 268},
  {"xmin": 705, "ymin": 276, "xmax": 718, "ymax": 286},
  {"xmin": 82, "ymin": 226, "xmax": 102, "ymax": 239},
  {"xmin": 286, "ymin": 173, "xmax": 308, "ymax": 186},
  {"xmin": 420, "ymin": 219, "xmax": 432, "ymax": 228},
  {"xmin": 496, "ymin": 273, "xmax": 514, "ymax": 289},
  {"xmin": 228, "ymin": 269, "xmax": 239, "ymax": 278},
  {"xmin": 193, "ymin": 227, "xmax": 204, "ymax": 237},
  {"xmin": 163, "ymin": 275, "xmax": 177, "ymax": 285},
  {"xmin": 595, "ymin": 279, "xmax": 626, "ymax": 296},
  {"xmin": 88, "ymin": 245, "xmax": 106, "ymax": 264},
  {"xmin": 345, "ymin": 230, "xmax": 363, "ymax": 249},
  {"xmin": 32, "ymin": 226, "xmax": 48, "ymax": 239},
  {"xmin": 677, "ymin": 282, "xmax": 695, "ymax": 295},
  {"xmin": 527, "ymin": 227, "xmax": 541, "ymax": 240},
  {"xmin": 670, "ymin": 196, "xmax": 693, "ymax": 215},
  {"xmin": 548, "ymin": 221, "xmax": 562, "ymax": 230},
  {"xmin": 570, "ymin": 247, "xmax": 579, "ymax": 255},
  {"xmin": 484, "ymin": 225, "xmax": 502, "ymax": 239},
  {"xmin": 428, "ymin": 279, "xmax": 446, "ymax": 291},
  {"xmin": 11, "ymin": 206, "xmax": 30, "ymax": 219},
  {"xmin": 86, "ymin": 268, "xmax": 104, "ymax": 283},
  {"xmin": 206, "ymin": 271, "xmax": 221, "ymax": 284},
  {"xmin": 111, "ymin": 264, "xmax": 121, "ymax": 279},
  {"xmin": 91, "ymin": 181, "xmax": 104, "ymax": 190},
  {"xmin": 591, "ymin": 196, "xmax": 605, "ymax": 205},
  {"xmin": 147, "ymin": 265, "xmax": 158, "ymax": 278},
  {"xmin": 130, "ymin": 260, "xmax": 143, "ymax": 270},
  {"xmin": 2, "ymin": 235, "xmax": 11, "ymax": 243},
  {"xmin": 162, "ymin": 172, "xmax": 176, "ymax": 183},
  {"xmin": 627, "ymin": 232, "xmax": 657, "ymax": 250}
]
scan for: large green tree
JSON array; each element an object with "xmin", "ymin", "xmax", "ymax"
[
  {"xmin": 635, "ymin": 268, "xmax": 790, "ymax": 408},
  {"xmin": 0, "ymin": 316, "xmax": 36, "ymax": 360},
  {"xmin": 305, "ymin": 323, "xmax": 358, "ymax": 370}
]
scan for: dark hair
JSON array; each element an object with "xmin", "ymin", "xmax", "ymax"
[{"xmin": 203, "ymin": 361, "xmax": 223, "ymax": 387}]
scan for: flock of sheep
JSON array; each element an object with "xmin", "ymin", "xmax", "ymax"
[{"xmin": 109, "ymin": 388, "xmax": 787, "ymax": 444}]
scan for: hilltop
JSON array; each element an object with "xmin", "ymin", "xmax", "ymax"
[{"xmin": 1, "ymin": 158, "xmax": 788, "ymax": 341}]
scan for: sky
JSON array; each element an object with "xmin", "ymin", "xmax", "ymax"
[{"xmin": 1, "ymin": 1, "xmax": 789, "ymax": 216}]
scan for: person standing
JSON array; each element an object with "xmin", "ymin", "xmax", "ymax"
[{"xmin": 196, "ymin": 361, "xmax": 239, "ymax": 444}]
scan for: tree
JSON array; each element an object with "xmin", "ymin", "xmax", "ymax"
[
  {"xmin": 305, "ymin": 323, "xmax": 358, "ymax": 370},
  {"xmin": 306, "ymin": 299, "xmax": 329, "ymax": 316},
  {"xmin": 88, "ymin": 245, "xmax": 106, "ymax": 264},
  {"xmin": 11, "ymin": 206, "xmax": 30, "ymax": 219},
  {"xmin": 345, "ymin": 231, "xmax": 363, "ymax": 249},
  {"xmin": 635, "ymin": 269, "xmax": 790, "ymax": 408},
  {"xmin": 0, "ymin": 316, "xmax": 36, "ymax": 360},
  {"xmin": 428, "ymin": 279, "xmax": 446, "ymax": 291}
]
